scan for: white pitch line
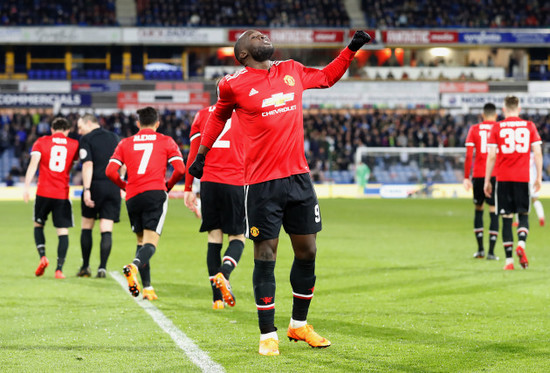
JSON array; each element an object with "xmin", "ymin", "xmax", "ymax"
[{"xmin": 110, "ymin": 271, "xmax": 225, "ymax": 373}]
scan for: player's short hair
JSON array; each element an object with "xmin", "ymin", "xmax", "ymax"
[
  {"xmin": 483, "ymin": 103, "xmax": 496, "ymax": 117},
  {"xmin": 504, "ymin": 95, "xmax": 519, "ymax": 110},
  {"xmin": 234, "ymin": 30, "xmax": 252, "ymax": 65},
  {"xmin": 51, "ymin": 117, "xmax": 71, "ymax": 131},
  {"xmin": 80, "ymin": 113, "xmax": 98, "ymax": 124},
  {"xmin": 136, "ymin": 106, "xmax": 159, "ymax": 126}
]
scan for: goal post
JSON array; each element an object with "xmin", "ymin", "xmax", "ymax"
[{"xmin": 354, "ymin": 146, "xmax": 467, "ymax": 198}]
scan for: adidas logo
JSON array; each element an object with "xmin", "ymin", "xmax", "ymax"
[{"xmin": 249, "ymin": 88, "xmax": 258, "ymax": 96}]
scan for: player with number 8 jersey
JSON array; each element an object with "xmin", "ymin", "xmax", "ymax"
[{"xmin": 24, "ymin": 117, "xmax": 79, "ymax": 279}]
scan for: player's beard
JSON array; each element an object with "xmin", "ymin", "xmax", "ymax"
[{"xmin": 249, "ymin": 44, "xmax": 274, "ymax": 62}]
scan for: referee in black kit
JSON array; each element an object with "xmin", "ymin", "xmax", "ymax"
[{"xmin": 77, "ymin": 114, "xmax": 121, "ymax": 278}]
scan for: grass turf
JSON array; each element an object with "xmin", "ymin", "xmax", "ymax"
[{"xmin": 0, "ymin": 198, "xmax": 549, "ymax": 372}]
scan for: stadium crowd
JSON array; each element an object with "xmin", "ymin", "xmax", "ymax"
[
  {"xmin": 136, "ymin": 0, "xmax": 349, "ymax": 27},
  {"xmin": 3, "ymin": 0, "xmax": 549, "ymax": 28},
  {"xmin": 0, "ymin": 0, "xmax": 117, "ymax": 26},
  {"xmin": 362, "ymin": 0, "xmax": 550, "ymax": 28},
  {"xmin": 2, "ymin": 109, "xmax": 550, "ymax": 184}
]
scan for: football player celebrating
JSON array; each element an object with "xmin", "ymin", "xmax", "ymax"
[{"xmin": 189, "ymin": 30, "xmax": 372, "ymax": 355}]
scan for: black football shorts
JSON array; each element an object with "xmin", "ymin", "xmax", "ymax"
[
  {"xmin": 472, "ymin": 177, "xmax": 495, "ymax": 206},
  {"xmin": 245, "ymin": 173, "xmax": 322, "ymax": 241},
  {"xmin": 199, "ymin": 181, "xmax": 245, "ymax": 235},
  {"xmin": 125, "ymin": 190, "xmax": 168, "ymax": 234},
  {"xmin": 34, "ymin": 195, "xmax": 73, "ymax": 228},
  {"xmin": 495, "ymin": 181, "xmax": 530, "ymax": 215},
  {"xmin": 81, "ymin": 181, "xmax": 121, "ymax": 222}
]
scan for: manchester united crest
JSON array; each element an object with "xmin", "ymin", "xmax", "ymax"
[
  {"xmin": 284, "ymin": 75, "xmax": 295, "ymax": 87},
  {"xmin": 250, "ymin": 226, "xmax": 260, "ymax": 237}
]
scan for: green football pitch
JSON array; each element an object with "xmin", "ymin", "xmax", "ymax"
[{"xmin": 1, "ymin": 198, "xmax": 549, "ymax": 372}]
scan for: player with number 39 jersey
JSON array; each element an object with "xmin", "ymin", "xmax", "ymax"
[
  {"xmin": 488, "ymin": 117, "xmax": 541, "ymax": 182},
  {"xmin": 484, "ymin": 95, "xmax": 543, "ymax": 271}
]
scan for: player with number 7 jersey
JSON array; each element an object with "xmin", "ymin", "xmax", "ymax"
[
  {"xmin": 107, "ymin": 126, "xmax": 184, "ymax": 200},
  {"xmin": 106, "ymin": 106, "xmax": 185, "ymax": 299}
]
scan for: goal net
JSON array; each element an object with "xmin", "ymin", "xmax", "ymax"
[{"xmin": 354, "ymin": 147, "xmax": 466, "ymax": 198}]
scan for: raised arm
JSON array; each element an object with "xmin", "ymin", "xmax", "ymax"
[{"xmin": 300, "ymin": 31, "xmax": 371, "ymax": 90}]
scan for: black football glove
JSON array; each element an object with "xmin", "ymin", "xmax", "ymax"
[
  {"xmin": 188, "ymin": 153, "xmax": 205, "ymax": 179},
  {"xmin": 348, "ymin": 31, "xmax": 372, "ymax": 52}
]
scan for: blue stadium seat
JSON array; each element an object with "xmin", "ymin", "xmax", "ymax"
[
  {"xmin": 143, "ymin": 71, "xmax": 152, "ymax": 80},
  {"xmin": 59, "ymin": 70, "xmax": 67, "ymax": 80},
  {"xmin": 28, "ymin": 70, "xmax": 36, "ymax": 79},
  {"xmin": 102, "ymin": 70, "xmax": 110, "ymax": 80}
]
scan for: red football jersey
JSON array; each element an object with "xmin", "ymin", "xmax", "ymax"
[
  {"xmin": 201, "ymin": 47, "xmax": 356, "ymax": 185},
  {"xmin": 488, "ymin": 117, "xmax": 542, "ymax": 182},
  {"xmin": 186, "ymin": 106, "xmax": 244, "ymax": 187},
  {"xmin": 464, "ymin": 121, "xmax": 497, "ymax": 178},
  {"xmin": 31, "ymin": 133, "xmax": 79, "ymax": 199},
  {"xmin": 109, "ymin": 128, "xmax": 183, "ymax": 200}
]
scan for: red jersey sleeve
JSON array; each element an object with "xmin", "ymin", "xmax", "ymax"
[
  {"xmin": 201, "ymin": 79, "xmax": 236, "ymax": 149},
  {"xmin": 185, "ymin": 111, "xmax": 204, "ymax": 191},
  {"xmin": 31, "ymin": 137, "xmax": 43, "ymax": 156},
  {"xmin": 464, "ymin": 127, "xmax": 474, "ymax": 178},
  {"xmin": 110, "ymin": 140, "xmax": 125, "ymax": 166},
  {"xmin": 487, "ymin": 124, "xmax": 498, "ymax": 147},
  {"xmin": 529, "ymin": 122, "xmax": 542, "ymax": 145},
  {"xmin": 298, "ymin": 47, "xmax": 356, "ymax": 90},
  {"xmin": 106, "ymin": 141, "xmax": 127, "ymax": 190},
  {"xmin": 165, "ymin": 137, "xmax": 185, "ymax": 191}
]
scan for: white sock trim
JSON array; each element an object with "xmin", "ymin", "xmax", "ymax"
[
  {"xmin": 260, "ymin": 331, "xmax": 278, "ymax": 341},
  {"xmin": 290, "ymin": 318, "xmax": 307, "ymax": 329},
  {"xmin": 506, "ymin": 258, "xmax": 514, "ymax": 265}
]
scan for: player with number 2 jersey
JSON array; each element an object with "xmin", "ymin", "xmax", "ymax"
[{"xmin": 184, "ymin": 105, "xmax": 245, "ymax": 310}]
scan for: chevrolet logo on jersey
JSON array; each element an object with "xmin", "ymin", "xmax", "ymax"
[{"xmin": 262, "ymin": 92, "xmax": 295, "ymax": 108}]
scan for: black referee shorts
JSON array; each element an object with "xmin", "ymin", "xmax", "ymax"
[
  {"xmin": 34, "ymin": 195, "xmax": 74, "ymax": 228},
  {"xmin": 245, "ymin": 173, "xmax": 322, "ymax": 241},
  {"xmin": 495, "ymin": 181, "xmax": 530, "ymax": 215},
  {"xmin": 472, "ymin": 177, "xmax": 495, "ymax": 206},
  {"xmin": 199, "ymin": 181, "xmax": 245, "ymax": 235},
  {"xmin": 125, "ymin": 190, "xmax": 168, "ymax": 235},
  {"xmin": 81, "ymin": 181, "xmax": 121, "ymax": 222}
]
